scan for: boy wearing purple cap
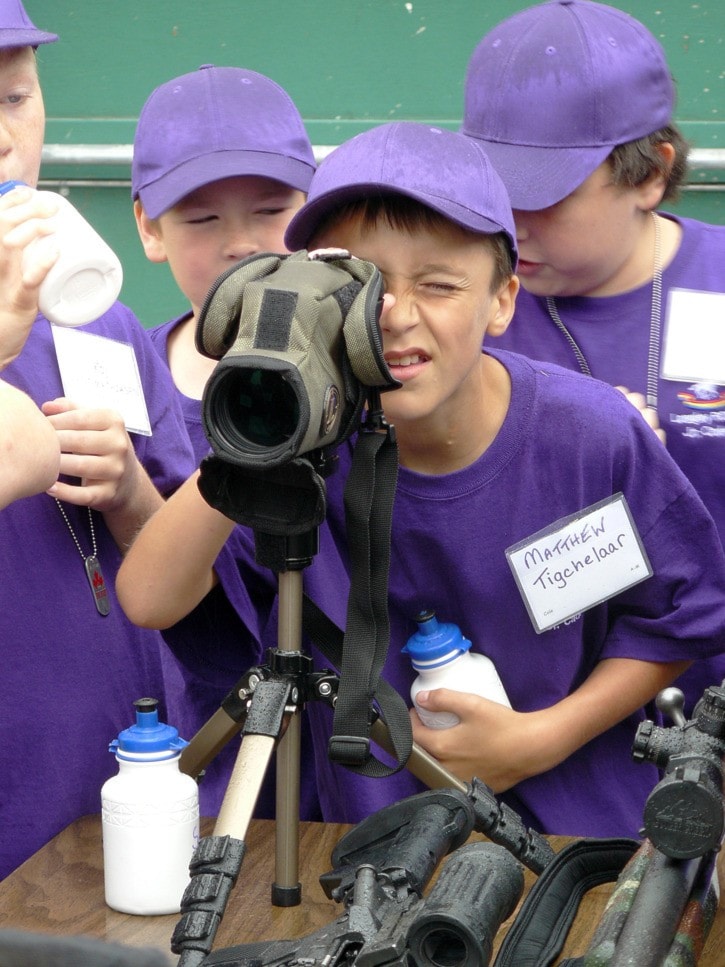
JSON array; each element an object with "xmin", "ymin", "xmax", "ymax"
[
  {"xmin": 0, "ymin": 1, "xmax": 195, "ymax": 877},
  {"xmin": 463, "ymin": 0, "xmax": 725, "ymax": 706},
  {"xmin": 133, "ymin": 65, "xmax": 315, "ymax": 437},
  {"xmin": 118, "ymin": 120, "xmax": 725, "ymax": 839},
  {"xmin": 130, "ymin": 65, "xmax": 321, "ymax": 819}
]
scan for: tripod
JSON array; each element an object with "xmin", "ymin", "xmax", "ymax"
[
  {"xmin": 170, "ymin": 443, "xmax": 554, "ymax": 966},
  {"xmin": 179, "ymin": 526, "xmax": 325, "ymax": 907},
  {"xmin": 176, "ymin": 523, "xmax": 483, "ymax": 905}
]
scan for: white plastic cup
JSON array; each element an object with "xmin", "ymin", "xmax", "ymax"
[{"xmin": 0, "ymin": 180, "xmax": 123, "ymax": 327}]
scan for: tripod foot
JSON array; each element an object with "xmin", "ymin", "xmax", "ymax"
[{"xmin": 271, "ymin": 882, "xmax": 302, "ymax": 907}]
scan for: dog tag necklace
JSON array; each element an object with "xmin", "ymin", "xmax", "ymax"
[{"xmin": 54, "ymin": 498, "xmax": 111, "ymax": 616}]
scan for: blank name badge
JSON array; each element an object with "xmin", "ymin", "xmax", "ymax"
[
  {"xmin": 662, "ymin": 288, "xmax": 725, "ymax": 384},
  {"xmin": 506, "ymin": 494, "xmax": 652, "ymax": 634},
  {"xmin": 52, "ymin": 326, "xmax": 152, "ymax": 436}
]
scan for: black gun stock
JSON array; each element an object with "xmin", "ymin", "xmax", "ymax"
[{"xmin": 199, "ymin": 788, "xmax": 524, "ymax": 967}]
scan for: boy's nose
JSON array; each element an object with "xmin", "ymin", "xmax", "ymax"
[
  {"xmin": 226, "ymin": 242, "xmax": 258, "ymax": 262},
  {"xmin": 224, "ymin": 227, "xmax": 259, "ymax": 262},
  {"xmin": 379, "ymin": 292, "xmax": 397, "ymax": 319},
  {"xmin": 380, "ymin": 290, "xmax": 416, "ymax": 334}
]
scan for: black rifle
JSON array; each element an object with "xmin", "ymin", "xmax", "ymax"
[
  {"xmin": 174, "ymin": 787, "xmax": 528, "ymax": 967},
  {"xmin": 578, "ymin": 682, "xmax": 725, "ymax": 967}
]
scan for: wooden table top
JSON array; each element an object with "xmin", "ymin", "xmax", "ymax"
[{"xmin": 0, "ymin": 815, "xmax": 722, "ymax": 965}]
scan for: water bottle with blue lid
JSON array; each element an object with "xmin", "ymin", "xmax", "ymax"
[
  {"xmin": 403, "ymin": 610, "xmax": 511, "ymax": 729},
  {"xmin": 101, "ymin": 698, "xmax": 199, "ymax": 915}
]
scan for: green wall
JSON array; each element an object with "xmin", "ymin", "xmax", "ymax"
[{"xmin": 28, "ymin": 0, "xmax": 725, "ymax": 327}]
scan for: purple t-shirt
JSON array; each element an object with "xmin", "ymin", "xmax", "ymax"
[
  {"xmin": 492, "ymin": 213, "xmax": 725, "ymax": 706},
  {"xmin": 210, "ymin": 348, "xmax": 725, "ymax": 838},
  {"xmin": 150, "ymin": 314, "xmax": 212, "ymax": 463},
  {"xmin": 0, "ymin": 307, "xmax": 195, "ymax": 878}
]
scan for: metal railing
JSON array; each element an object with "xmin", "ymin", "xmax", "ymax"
[
  {"xmin": 40, "ymin": 144, "xmax": 340, "ymax": 166},
  {"xmin": 39, "ymin": 143, "xmax": 725, "ymax": 178}
]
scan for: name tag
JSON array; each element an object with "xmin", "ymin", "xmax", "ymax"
[
  {"xmin": 52, "ymin": 326, "xmax": 152, "ymax": 436},
  {"xmin": 506, "ymin": 494, "xmax": 652, "ymax": 634},
  {"xmin": 662, "ymin": 288, "xmax": 725, "ymax": 384}
]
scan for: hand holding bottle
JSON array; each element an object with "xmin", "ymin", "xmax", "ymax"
[
  {"xmin": 0, "ymin": 180, "xmax": 122, "ymax": 328},
  {"xmin": 403, "ymin": 610, "xmax": 511, "ymax": 729},
  {"xmin": 0, "ymin": 184, "xmax": 58, "ymax": 365}
]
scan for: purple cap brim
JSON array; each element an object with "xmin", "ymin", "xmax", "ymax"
[
  {"xmin": 139, "ymin": 150, "xmax": 315, "ymax": 220},
  {"xmin": 470, "ymin": 139, "xmax": 614, "ymax": 211},
  {"xmin": 132, "ymin": 65, "xmax": 316, "ymax": 218},
  {"xmin": 0, "ymin": 26, "xmax": 57, "ymax": 47},
  {"xmin": 463, "ymin": 0, "xmax": 674, "ymax": 212},
  {"xmin": 286, "ymin": 181, "xmax": 511, "ymax": 253}
]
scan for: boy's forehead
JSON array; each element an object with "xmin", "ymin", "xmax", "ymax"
[
  {"xmin": 314, "ymin": 208, "xmax": 497, "ymax": 273},
  {"xmin": 0, "ymin": 43, "xmax": 37, "ymax": 71}
]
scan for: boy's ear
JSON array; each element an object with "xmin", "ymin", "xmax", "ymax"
[
  {"xmin": 134, "ymin": 199, "xmax": 168, "ymax": 264},
  {"xmin": 637, "ymin": 141, "xmax": 675, "ymax": 211},
  {"xmin": 486, "ymin": 274, "xmax": 519, "ymax": 338}
]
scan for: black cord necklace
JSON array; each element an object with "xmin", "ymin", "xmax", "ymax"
[{"xmin": 544, "ymin": 212, "xmax": 663, "ymax": 409}]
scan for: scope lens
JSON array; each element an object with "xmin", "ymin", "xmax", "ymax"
[
  {"xmin": 417, "ymin": 929, "xmax": 467, "ymax": 966},
  {"xmin": 218, "ymin": 368, "xmax": 299, "ymax": 449}
]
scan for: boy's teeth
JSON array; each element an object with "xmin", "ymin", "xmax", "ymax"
[{"xmin": 392, "ymin": 354, "xmax": 421, "ymax": 366}]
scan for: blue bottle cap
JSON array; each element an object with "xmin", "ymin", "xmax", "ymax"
[
  {"xmin": 109, "ymin": 697, "xmax": 187, "ymax": 761},
  {"xmin": 402, "ymin": 610, "xmax": 471, "ymax": 664},
  {"xmin": 0, "ymin": 180, "xmax": 27, "ymax": 195}
]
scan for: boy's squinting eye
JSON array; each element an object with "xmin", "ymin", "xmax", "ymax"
[
  {"xmin": 423, "ymin": 280, "xmax": 458, "ymax": 293},
  {"xmin": 185, "ymin": 214, "xmax": 218, "ymax": 225}
]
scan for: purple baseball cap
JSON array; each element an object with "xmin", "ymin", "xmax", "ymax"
[
  {"xmin": 0, "ymin": 0, "xmax": 57, "ymax": 47},
  {"xmin": 132, "ymin": 65, "xmax": 316, "ymax": 219},
  {"xmin": 284, "ymin": 121, "xmax": 517, "ymax": 264},
  {"xmin": 462, "ymin": 0, "xmax": 675, "ymax": 211}
]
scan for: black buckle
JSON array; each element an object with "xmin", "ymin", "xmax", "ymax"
[{"xmin": 328, "ymin": 734, "xmax": 371, "ymax": 766}]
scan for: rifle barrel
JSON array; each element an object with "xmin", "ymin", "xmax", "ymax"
[{"xmin": 607, "ymin": 850, "xmax": 702, "ymax": 967}]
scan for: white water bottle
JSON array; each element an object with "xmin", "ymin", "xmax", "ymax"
[
  {"xmin": 402, "ymin": 610, "xmax": 511, "ymax": 730},
  {"xmin": 101, "ymin": 697, "xmax": 199, "ymax": 915},
  {"xmin": 0, "ymin": 180, "xmax": 123, "ymax": 327}
]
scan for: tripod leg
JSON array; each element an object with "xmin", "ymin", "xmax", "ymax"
[
  {"xmin": 371, "ymin": 718, "xmax": 467, "ymax": 792},
  {"xmin": 215, "ymin": 732, "xmax": 278, "ymax": 838},
  {"xmin": 180, "ymin": 706, "xmax": 245, "ymax": 782},
  {"xmin": 273, "ymin": 711, "xmax": 302, "ymax": 905},
  {"xmin": 271, "ymin": 569, "xmax": 304, "ymax": 906},
  {"xmin": 179, "ymin": 672, "xmax": 255, "ymax": 780},
  {"xmin": 173, "ymin": 678, "xmax": 291, "ymax": 967},
  {"xmin": 209, "ymin": 677, "xmax": 291, "ymax": 835}
]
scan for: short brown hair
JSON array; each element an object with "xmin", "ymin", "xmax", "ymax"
[
  {"xmin": 310, "ymin": 192, "xmax": 515, "ymax": 292},
  {"xmin": 609, "ymin": 124, "xmax": 690, "ymax": 203}
]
